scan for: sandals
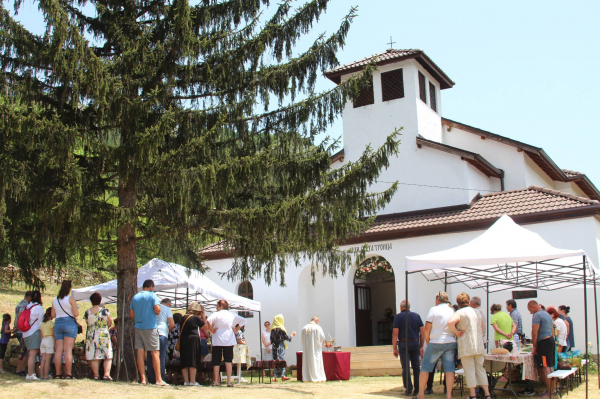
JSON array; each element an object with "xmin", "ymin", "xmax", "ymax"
[
  {"xmin": 93, "ymin": 376, "xmax": 99, "ymax": 380},
  {"xmin": 227, "ymin": 383, "xmax": 234, "ymax": 387},
  {"xmin": 64, "ymin": 375, "xmax": 74, "ymax": 380},
  {"xmin": 103, "ymin": 376, "xmax": 113, "ymax": 381}
]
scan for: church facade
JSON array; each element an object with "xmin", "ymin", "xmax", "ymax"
[{"xmin": 202, "ymin": 49, "xmax": 600, "ymax": 362}]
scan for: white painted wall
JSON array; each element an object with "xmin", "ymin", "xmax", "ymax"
[
  {"xmin": 466, "ymin": 162, "xmax": 502, "ymax": 200},
  {"xmin": 203, "ymin": 215, "xmax": 600, "ymax": 368},
  {"xmin": 524, "ymin": 155, "xmax": 555, "ymax": 188}
]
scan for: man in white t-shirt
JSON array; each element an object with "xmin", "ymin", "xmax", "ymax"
[{"xmin": 415, "ymin": 292, "xmax": 456, "ymax": 399}]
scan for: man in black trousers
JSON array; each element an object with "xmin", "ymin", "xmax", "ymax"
[{"xmin": 392, "ymin": 300, "xmax": 425, "ymax": 396}]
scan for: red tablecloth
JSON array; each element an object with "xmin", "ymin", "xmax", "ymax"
[{"xmin": 296, "ymin": 351, "xmax": 351, "ymax": 381}]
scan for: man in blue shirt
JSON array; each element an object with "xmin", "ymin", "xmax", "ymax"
[
  {"xmin": 527, "ymin": 300, "xmax": 555, "ymax": 399},
  {"xmin": 506, "ymin": 299, "xmax": 523, "ymax": 337},
  {"xmin": 392, "ymin": 300, "xmax": 424, "ymax": 396},
  {"xmin": 147, "ymin": 298, "xmax": 174, "ymax": 384},
  {"xmin": 129, "ymin": 279, "xmax": 167, "ymax": 385}
]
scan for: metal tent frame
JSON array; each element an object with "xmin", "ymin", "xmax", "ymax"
[{"xmin": 404, "ymin": 255, "xmax": 600, "ymax": 399}]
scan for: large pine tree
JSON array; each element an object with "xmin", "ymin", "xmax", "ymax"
[{"xmin": 0, "ymin": 0, "xmax": 399, "ymax": 376}]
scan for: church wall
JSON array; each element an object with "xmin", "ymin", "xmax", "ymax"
[
  {"xmin": 555, "ymin": 181, "xmax": 588, "ymax": 198},
  {"xmin": 465, "ymin": 162, "xmax": 502, "ymax": 199},
  {"xmin": 443, "ymin": 126, "xmax": 528, "ymax": 191},
  {"xmin": 524, "ymin": 155, "xmax": 555, "ymax": 189},
  {"xmin": 414, "ymin": 65, "xmax": 443, "ymax": 142},
  {"xmin": 203, "ymin": 217, "xmax": 600, "ymax": 365}
]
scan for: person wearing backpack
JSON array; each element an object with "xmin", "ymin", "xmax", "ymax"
[
  {"xmin": 51, "ymin": 280, "xmax": 79, "ymax": 379},
  {"xmin": 21, "ymin": 290, "xmax": 44, "ymax": 381}
]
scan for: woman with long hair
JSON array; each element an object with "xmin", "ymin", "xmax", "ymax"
[
  {"xmin": 270, "ymin": 314, "xmax": 296, "ymax": 382},
  {"xmin": 51, "ymin": 280, "xmax": 79, "ymax": 379},
  {"xmin": 23, "ymin": 290, "xmax": 44, "ymax": 380},
  {"xmin": 558, "ymin": 305, "xmax": 574, "ymax": 351},
  {"xmin": 39, "ymin": 307, "xmax": 55, "ymax": 379}
]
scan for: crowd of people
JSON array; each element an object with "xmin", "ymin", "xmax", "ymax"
[
  {"xmin": 3, "ymin": 277, "xmax": 305, "ymax": 386},
  {"xmin": 392, "ymin": 291, "xmax": 576, "ymax": 399}
]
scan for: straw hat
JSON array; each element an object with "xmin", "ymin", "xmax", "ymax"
[{"xmin": 188, "ymin": 301, "xmax": 204, "ymax": 313}]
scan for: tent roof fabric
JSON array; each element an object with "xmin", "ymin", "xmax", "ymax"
[
  {"xmin": 72, "ymin": 258, "xmax": 261, "ymax": 312},
  {"xmin": 405, "ymin": 215, "xmax": 599, "ymax": 293}
]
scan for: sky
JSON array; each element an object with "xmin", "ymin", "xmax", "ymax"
[{"xmin": 9, "ymin": 0, "xmax": 600, "ymax": 186}]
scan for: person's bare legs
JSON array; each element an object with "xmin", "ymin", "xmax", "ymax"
[
  {"xmin": 415, "ymin": 370, "xmax": 429, "ymax": 399},
  {"xmin": 103, "ymin": 358, "xmax": 112, "ymax": 378},
  {"xmin": 469, "ymin": 386, "xmax": 491, "ymax": 397},
  {"xmin": 444, "ymin": 372, "xmax": 454, "ymax": 399},
  {"xmin": 136, "ymin": 348, "xmax": 147, "ymax": 383},
  {"xmin": 150, "ymin": 350, "xmax": 166, "ymax": 384},
  {"xmin": 54, "ymin": 340, "xmax": 64, "ymax": 377},
  {"xmin": 189, "ymin": 367, "xmax": 197, "ymax": 384},
  {"xmin": 182, "ymin": 367, "xmax": 189, "ymax": 384},
  {"xmin": 213, "ymin": 365, "xmax": 220, "ymax": 385},
  {"xmin": 538, "ymin": 367, "xmax": 552, "ymax": 398},
  {"xmin": 27, "ymin": 349, "xmax": 38, "ymax": 377},
  {"xmin": 225, "ymin": 362, "xmax": 232, "ymax": 385},
  {"xmin": 90, "ymin": 359, "xmax": 100, "ymax": 378},
  {"xmin": 63, "ymin": 336, "xmax": 75, "ymax": 376}
]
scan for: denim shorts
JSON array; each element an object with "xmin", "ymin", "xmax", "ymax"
[
  {"xmin": 54, "ymin": 317, "xmax": 78, "ymax": 340},
  {"xmin": 421, "ymin": 342, "xmax": 457, "ymax": 373},
  {"xmin": 200, "ymin": 338, "xmax": 208, "ymax": 356}
]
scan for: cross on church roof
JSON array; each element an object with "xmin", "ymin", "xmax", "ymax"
[{"xmin": 387, "ymin": 36, "xmax": 396, "ymax": 49}]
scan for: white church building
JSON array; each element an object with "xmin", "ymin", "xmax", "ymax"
[{"xmin": 202, "ymin": 49, "xmax": 600, "ymax": 375}]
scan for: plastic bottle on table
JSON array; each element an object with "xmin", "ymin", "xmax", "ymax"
[{"xmin": 514, "ymin": 333, "xmax": 520, "ymax": 352}]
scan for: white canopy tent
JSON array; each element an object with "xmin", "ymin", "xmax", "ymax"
[
  {"xmin": 73, "ymin": 258, "xmax": 263, "ymax": 382},
  {"xmin": 404, "ymin": 215, "xmax": 599, "ymax": 398},
  {"xmin": 72, "ymin": 257, "xmax": 261, "ymax": 312}
]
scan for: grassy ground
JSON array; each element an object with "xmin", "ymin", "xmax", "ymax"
[{"xmin": 0, "ymin": 372, "xmax": 599, "ymax": 398}]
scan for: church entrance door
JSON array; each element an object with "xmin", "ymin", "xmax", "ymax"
[
  {"xmin": 354, "ymin": 256, "xmax": 396, "ymax": 346},
  {"xmin": 354, "ymin": 285, "xmax": 372, "ymax": 346}
]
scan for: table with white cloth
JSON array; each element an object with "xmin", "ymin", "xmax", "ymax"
[
  {"xmin": 232, "ymin": 344, "xmax": 251, "ymax": 383},
  {"xmin": 484, "ymin": 352, "xmax": 537, "ymax": 399}
]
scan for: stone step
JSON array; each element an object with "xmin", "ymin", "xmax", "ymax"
[
  {"xmin": 350, "ymin": 351, "xmax": 397, "ymax": 361},
  {"xmin": 341, "ymin": 345, "xmax": 393, "ymax": 354},
  {"xmin": 350, "ymin": 359, "xmax": 402, "ymax": 370},
  {"xmin": 350, "ymin": 367, "xmax": 403, "ymax": 377}
]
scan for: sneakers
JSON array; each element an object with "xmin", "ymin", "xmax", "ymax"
[
  {"xmin": 25, "ymin": 374, "xmax": 40, "ymax": 381},
  {"xmin": 282, "ymin": 376, "xmax": 291, "ymax": 381},
  {"xmin": 188, "ymin": 382, "xmax": 200, "ymax": 386},
  {"xmin": 424, "ymin": 388, "xmax": 434, "ymax": 395},
  {"xmin": 184, "ymin": 382, "xmax": 190, "ymax": 386}
]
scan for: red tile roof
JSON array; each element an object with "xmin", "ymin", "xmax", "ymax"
[
  {"xmin": 362, "ymin": 186, "xmax": 599, "ymax": 238},
  {"xmin": 201, "ymin": 187, "xmax": 600, "ymax": 259},
  {"xmin": 324, "ymin": 49, "xmax": 454, "ymax": 89}
]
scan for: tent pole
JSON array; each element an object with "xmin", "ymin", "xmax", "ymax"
[
  {"xmin": 186, "ymin": 286, "xmax": 189, "ymax": 310},
  {"xmin": 583, "ymin": 255, "xmax": 588, "ymax": 399},
  {"xmin": 444, "ymin": 272, "xmax": 447, "ymax": 292},
  {"xmin": 259, "ymin": 311, "xmax": 263, "ymax": 362},
  {"xmin": 593, "ymin": 268, "xmax": 599, "ymax": 389},
  {"xmin": 486, "ymin": 283, "xmax": 489, "ymax": 353},
  {"xmin": 405, "ymin": 271, "xmax": 409, "ymax": 388}
]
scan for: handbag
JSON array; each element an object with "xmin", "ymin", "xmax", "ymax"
[
  {"xmin": 175, "ymin": 314, "xmax": 191, "ymax": 352},
  {"xmin": 56, "ymin": 297, "xmax": 83, "ymax": 334}
]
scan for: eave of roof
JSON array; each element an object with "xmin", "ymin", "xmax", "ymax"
[
  {"xmin": 442, "ymin": 118, "xmax": 600, "ymax": 201},
  {"xmin": 331, "ymin": 149, "xmax": 345, "ymax": 164},
  {"xmin": 416, "ymin": 136, "xmax": 503, "ymax": 179},
  {"xmin": 201, "ymin": 186, "xmax": 600, "ymax": 259},
  {"xmin": 324, "ymin": 49, "xmax": 455, "ymax": 89}
]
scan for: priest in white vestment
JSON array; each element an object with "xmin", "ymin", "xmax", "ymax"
[{"xmin": 301, "ymin": 316, "xmax": 326, "ymax": 382}]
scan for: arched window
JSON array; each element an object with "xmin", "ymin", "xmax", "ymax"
[{"xmin": 238, "ymin": 281, "xmax": 254, "ymax": 318}]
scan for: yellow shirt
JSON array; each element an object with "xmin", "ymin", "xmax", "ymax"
[{"xmin": 40, "ymin": 320, "xmax": 54, "ymax": 337}]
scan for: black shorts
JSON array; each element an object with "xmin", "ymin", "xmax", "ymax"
[
  {"xmin": 535, "ymin": 338, "xmax": 556, "ymax": 368},
  {"xmin": 211, "ymin": 345, "xmax": 234, "ymax": 367},
  {"xmin": 0, "ymin": 343, "xmax": 7, "ymax": 360}
]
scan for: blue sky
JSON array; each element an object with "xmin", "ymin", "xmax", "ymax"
[{"xmin": 10, "ymin": 0, "xmax": 600, "ymax": 186}]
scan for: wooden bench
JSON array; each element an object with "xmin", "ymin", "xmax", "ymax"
[
  {"xmin": 248, "ymin": 360, "xmax": 287, "ymax": 383},
  {"xmin": 547, "ymin": 369, "xmax": 577, "ymax": 397}
]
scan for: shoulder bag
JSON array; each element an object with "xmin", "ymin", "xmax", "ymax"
[
  {"xmin": 56, "ymin": 297, "xmax": 83, "ymax": 335},
  {"xmin": 175, "ymin": 314, "xmax": 191, "ymax": 352}
]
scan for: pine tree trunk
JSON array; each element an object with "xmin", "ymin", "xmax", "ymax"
[{"xmin": 116, "ymin": 182, "xmax": 138, "ymax": 381}]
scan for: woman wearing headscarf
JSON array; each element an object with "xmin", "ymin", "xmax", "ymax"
[{"xmin": 269, "ymin": 314, "xmax": 296, "ymax": 381}]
